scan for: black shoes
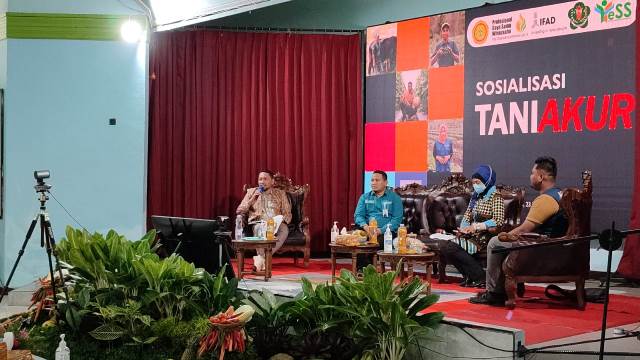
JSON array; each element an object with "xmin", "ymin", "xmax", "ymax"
[
  {"xmin": 459, "ymin": 278, "xmax": 486, "ymax": 288},
  {"xmin": 469, "ymin": 291, "xmax": 506, "ymax": 306}
]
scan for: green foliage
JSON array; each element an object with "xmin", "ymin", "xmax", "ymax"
[
  {"xmin": 20, "ymin": 324, "xmax": 61, "ymax": 360},
  {"xmin": 286, "ymin": 279, "xmax": 359, "ymax": 359},
  {"xmin": 243, "ymin": 290, "xmax": 293, "ymax": 358},
  {"xmin": 331, "ymin": 265, "xmax": 443, "ymax": 360},
  {"xmin": 57, "ymin": 226, "xmax": 238, "ymax": 320},
  {"xmin": 19, "ymin": 226, "xmax": 441, "ymax": 360},
  {"xmin": 244, "ymin": 265, "xmax": 443, "ymax": 360},
  {"xmin": 51, "ymin": 226, "xmax": 240, "ymax": 347},
  {"xmin": 20, "ymin": 325, "xmax": 182, "ymax": 360},
  {"xmin": 416, "ymin": 69, "xmax": 428, "ymax": 114},
  {"xmin": 395, "ymin": 73, "xmax": 405, "ymax": 111},
  {"xmin": 88, "ymin": 323, "xmax": 126, "ymax": 341}
]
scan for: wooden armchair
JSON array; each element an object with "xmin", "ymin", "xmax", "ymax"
[
  {"xmin": 241, "ymin": 173, "xmax": 311, "ymax": 267},
  {"xmin": 502, "ymin": 171, "xmax": 593, "ymax": 309}
]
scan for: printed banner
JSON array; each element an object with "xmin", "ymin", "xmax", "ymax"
[
  {"xmin": 468, "ymin": 0, "xmax": 636, "ymax": 47},
  {"xmin": 364, "ymin": 0, "xmax": 636, "ymax": 229}
]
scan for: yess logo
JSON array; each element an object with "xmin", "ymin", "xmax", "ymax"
[{"xmin": 595, "ymin": 0, "xmax": 632, "ymax": 22}]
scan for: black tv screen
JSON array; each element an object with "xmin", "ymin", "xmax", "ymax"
[{"xmin": 151, "ymin": 215, "xmax": 233, "ymax": 277}]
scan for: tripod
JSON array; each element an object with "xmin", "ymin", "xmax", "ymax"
[{"xmin": 0, "ymin": 173, "xmax": 69, "ymax": 315}]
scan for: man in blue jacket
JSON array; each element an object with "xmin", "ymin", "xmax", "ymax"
[{"xmin": 354, "ymin": 170, "xmax": 404, "ymax": 269}]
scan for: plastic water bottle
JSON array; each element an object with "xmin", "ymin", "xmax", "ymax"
[
  {"xmin": 3, "ymin": 331, "xmax": 14, "ymax": 350},
  {"xmin": 258, "ymin": 220, "xmax": 267, "ymax": 238},
  {"xmin": 235, "ymin": 215, "xmax": 244, "ymax": 240},
  {"xmin": 384, "ymin": 224, "xmax": 393, "ymax": 253},
  {"xmin": 330, "ymin": 221, "xmax": 339, "ymax": 244},
  {"xmin": 55, "ymin": 334, "xmax": 70, "ymax": 360}
]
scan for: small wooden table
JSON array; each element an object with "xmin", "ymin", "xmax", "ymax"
[
  {"xmin": 232, "ymin": 239, "xmax": 276, "ymax": 281},
  {"xmin": 329, "ymin": 243, "xmax": 380, "ymax": 282},
  {"xmin": 377, "ymin": 251, "xmax": 436, "ymax": 294}
]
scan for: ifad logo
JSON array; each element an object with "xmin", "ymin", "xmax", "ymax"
[
  {"xmin": 595, "ymin": 0, "xmax": 632, "ymax": 22},
  {"xmin": 568, "ymin": 2, "xmax": 591, "ymax": 29}
]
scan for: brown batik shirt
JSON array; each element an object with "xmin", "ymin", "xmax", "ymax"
[{"xmin": 236, "ymin": 187, "xmax": 292, "ymax": 225}]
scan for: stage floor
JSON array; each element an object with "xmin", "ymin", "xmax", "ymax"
[{"xmin": 234, "ymin": 257, "xmax": 640, "ymax": 346}]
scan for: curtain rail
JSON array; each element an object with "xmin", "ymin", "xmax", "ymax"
[{"xmin": 184, "ymin": 25, "xmax": 362, "ymax": 34}]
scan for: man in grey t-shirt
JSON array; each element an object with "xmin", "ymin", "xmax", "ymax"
[{"xmin": 430, "ymin": 22, "xmax": 460, "ymax": 67}]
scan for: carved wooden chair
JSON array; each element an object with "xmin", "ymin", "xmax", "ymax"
[
  {"xmin": 502, "ymin": 171, "xmax": 592, "ymax": 309},
  {"xmin": 393, "ymin": 175, "xmax": 523, "ymax": 279},
  {"xmin": 241, "ymin": 173, "xmax": 311, "ymax": 267},
  {"xmin": 394, "ymin": 183, "xmax": 432, "ymax": 238}
]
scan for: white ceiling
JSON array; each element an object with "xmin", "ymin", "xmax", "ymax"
[{"xmin": 148, "ymin": 0, "xmax": 291, "ymax": 31}]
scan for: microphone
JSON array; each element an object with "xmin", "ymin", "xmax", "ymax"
[{"xmin": 258, "ymin": 185, "xmax": 265, "ymax": 193}]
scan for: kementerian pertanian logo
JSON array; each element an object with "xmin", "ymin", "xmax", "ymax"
[{"xmin": 568, "ymin": 2, "xmax": 591, "ymax": 29}]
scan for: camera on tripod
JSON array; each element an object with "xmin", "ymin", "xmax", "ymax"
[
  {"xmin": 33, "ymin": 170, "xmax": 51, "ymax": 193},
  {"xmin": 0, "ymin": 169, "xmax": 68, "ymax": 314}
]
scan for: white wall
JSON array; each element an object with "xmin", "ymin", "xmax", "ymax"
[{"xmin": 0, "ymin": 0, "xmax": 149, "ymax": 285}]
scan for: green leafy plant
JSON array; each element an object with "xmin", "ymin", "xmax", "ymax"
[
  {"xmin": 56, "ymin": 226, "xmax": 239, "ymax": 323},
  {"xmin": 46, "ymin": 226, "xmax": 242, "ymax": 356},
  {"xmin": 244, "ymin": 265, "xmax": 443, "ymax": 360},
  {"xmin": 286, "ymin": 280, "xmax": 358, "ymax": 359},
  {"xmin": 89, "ymin": 300, "xmax": 157, "ymax": 344},
  {"xmin": 331, "ymin": 265, "xmax": 443, "ymax": 360},
  {"xmin": 243, "ymin": 290, "xmax": 293, "ymax": 358},
  {"xmin": 19, "ymin": 226, "xmax": 441, "ymax": 360}
]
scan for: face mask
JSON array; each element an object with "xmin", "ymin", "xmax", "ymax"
[{"xmin": 473, "ymin": 183, "xmax": 486, "ymax": 194}]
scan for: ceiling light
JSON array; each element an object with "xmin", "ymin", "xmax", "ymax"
[{"xmin": 121, "ymin": 20, "xmax": 143, "ymax": 43}]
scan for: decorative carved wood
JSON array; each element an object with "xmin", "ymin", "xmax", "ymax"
[
  {"xmin": 430, "ymin": 173, "xmax": 471, "ymax": 194},
  {"xmin": 274, "ymin": 172, "xmax": 310, "ymax": 197},
  {"xmin": 560, "ymin": 170, "xmax": 592, "ymax": 238},
  {"xmin": 395, "ymin": 182, "xmax": 431, "ymax": 196}
]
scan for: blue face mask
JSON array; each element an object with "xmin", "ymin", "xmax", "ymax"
[{"xmin": 473, "ymin": 183, "xmax": 486, "ymax": 194}]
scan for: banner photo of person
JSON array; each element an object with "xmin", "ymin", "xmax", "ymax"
[{"xmin": 364, "ymin": 0, "xmax": 636, "ymax": 234}]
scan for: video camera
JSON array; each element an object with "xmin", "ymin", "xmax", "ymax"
[{"xmin": 33, "ymin": 169, "xmax": 51, "ymax": 193}]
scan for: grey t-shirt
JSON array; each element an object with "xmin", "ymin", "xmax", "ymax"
[{"xmin": 434, "ymin": 40, "xmax": 459, "ymax": 67}]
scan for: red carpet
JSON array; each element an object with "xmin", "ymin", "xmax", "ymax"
[
  {"xmin": 425, "ymin": 287, "xmax": 640, "ymax": 344},
  {"xmin": 233, "ymin": 258, "xmax": 640, "ymax": 344}
]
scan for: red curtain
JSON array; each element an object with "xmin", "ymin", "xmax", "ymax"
[
  {"xmin": 148, "ymin": 30, "xmax": 363, "ymax": 254},
  {"xmin": 617, "ymin": 11, "xmax": 640, "ymax": 280}
]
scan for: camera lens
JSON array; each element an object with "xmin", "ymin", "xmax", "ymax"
[{"xmin": 33, "ymin": 170, "xmax": 50, "ymax": 181}]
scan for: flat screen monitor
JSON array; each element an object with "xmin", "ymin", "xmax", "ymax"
[{"xmin": 150, "ymin": 215, "xmax": 234, "ymax": 278}]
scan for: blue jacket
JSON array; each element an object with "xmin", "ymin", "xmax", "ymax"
[{"xmin": 354, "ymin": 187, "xmax": 404, "ymax": 232}]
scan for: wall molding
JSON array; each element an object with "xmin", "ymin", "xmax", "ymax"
[{"xmin": 1, "ymin": 12, "xmax": 147, "ymax": 41}]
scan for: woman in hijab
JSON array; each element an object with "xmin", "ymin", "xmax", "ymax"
[
  {"xmin": 460, "ymin": 165, "xmax": 504, "ymax": 235},
  {"xmin": 440, "ymin": 165, "xmax": 505, "ymax": 287}
]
